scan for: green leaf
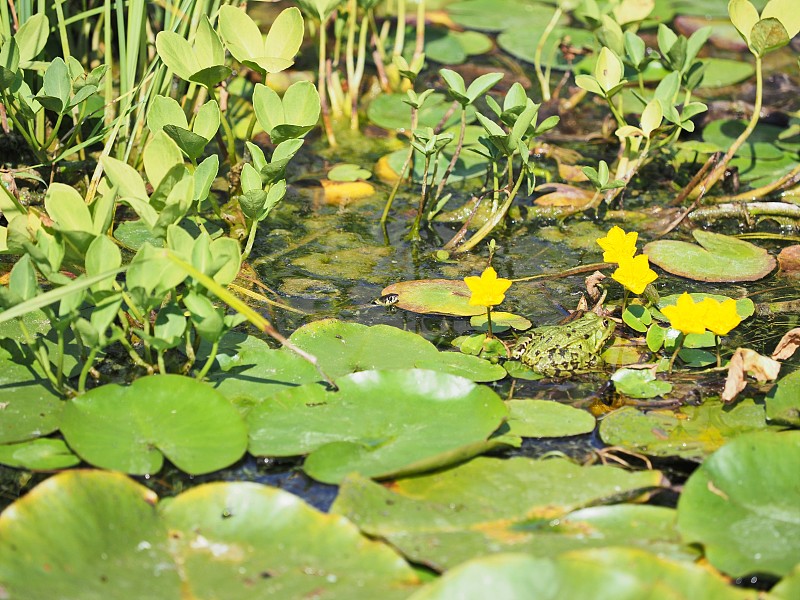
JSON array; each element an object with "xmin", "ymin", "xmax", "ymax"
[
  {"xmin": 762, "ymin": 0, "xmax": 800, "ymax": 38},
  {"xmin": 143, "ymin": 130, "xmax": 183, "ymax": 189},
  {"xmin": 14, "ymin": 13, "xmax": 49, "ymax": 66},
  {"xmin": 44, "ymin": 182, "xmax": 92, "ymax": 234},
  {"xmin": 328, "ymin": 163, "xmax": 372, "ymax": 181},
  {"xmin": 85, "ymin": 235, "xmax": 121, "ymax": 292},
  {"xmin": 192, "ymin": 99, "xmax": 220, "ymax": 141},
  {"xmin": 101, "ymin": 155, "xmax": 148, "ymax": 201},
  {"xmin": 332, "ymin": 457, "xmax": 667, "ymax": 569},
  {"xmin": 599, "ymin": 400, "xmax": 774, "ymax": 460},
  {"xmin": 147, "ymin": 94, "xmax": 188, "ymax": 133},
  {"xmin": 0, "ymin": 357, "xmax": 63, "ymax": 444},
  {"xmin": 595, "ymin": 46, "xmax": 623, "ymax": 93},
  {"xmin": 60, "ymin": 375, "xmax": 248, "ymax": 475},
  {"xmin": 0, "ymin": 471, "xmax": 182, "ymax": 597},
  {"xmin": 163, "ymin": 125, "xmax": 209, "ymax": 161},
  {"xmin": 193, "ymin": 15, "xmax": 225, "ymax": 70},
  {"xmin": 766, "ymin": 369, "xmax": 800, "ymax": 426},
  {"xmin": 506, "ymin": 399, "xmax": 596, "ymax": 438},
  {"xmin": 155, "ymin": 31, "xmax": 198, "ymax": 81},
  {"xmin": 193, "ymin": 154, "xmax": 219, "ymax": 204},
  {"xmin": 0, "ymin": 438, "xmax": 79, "ymax": 470},
  {"xmin": 247, "ymin": 369, "xmax": 508, "ymax": 483},
  {"xmin": 644, "ymin": 230, "xmax": 776, "ymax": 282},
  {"xmin": 283, "ymin": 80, "xmax": 321, "ymax": 128},
  {"xmin": 36, "ymin": 57, "xmax": 71, "ymax": 114},
  {"xmin": 728, "ymin": 0, "xmax": 759, "ymax": 46},
  {"xmin": 611, "ymin": 368, "xmax": 673, "ymax": 399},
  {"xmin": 749, "ymin": 17, "xmax": 790, "ymax": 56},
  {"xmin": 263, "ymin": 7, "xmax": 305, "ymax": 64},
  {"xmin": 381, "ymin": 279, "xmax": 485, "ymax": 316},
  {"xmin": 162, "ymin": 481, "xmax": 418, "ymax": 598},
  {"xmin": 218, "ymin": 5, "xmax": 267, "ymax": 66},
  {"xmin": 0, "ymin": 37, "xmax": 20, "ymax": 89},
  {"xmin": 677, "ymin": 430, "xmax": 800, "ymax": 577}
]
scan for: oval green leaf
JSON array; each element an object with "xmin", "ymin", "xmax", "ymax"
[
  {"xmin": 382, "ymin": 279, "xmax": 484, "ymax": 316},
  {"xmin": 60, "ymin": 375, "xmax": 247, "ymax": 475},
  {"xmin": 506, "ymin": 399, "xmax": 596, "ymax": 438}
]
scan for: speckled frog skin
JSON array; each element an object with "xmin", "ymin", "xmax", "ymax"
[{"xmin": 510, "ymin": 312, "xmax": 615, "ymax": 377}]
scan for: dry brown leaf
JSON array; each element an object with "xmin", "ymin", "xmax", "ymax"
[
  {"xmin": 771, "ymin": 327, "xmax": 800, "ymax": 360},
  {"xmin": 585, "ymin": 271, "xmax": 606, "ymax": 302},
  {"xmin": 721, "ymin": 347, "xmax": 782, "ymax": 403},
  {"xmin": 777, "ymin": 245, "xmax": 800, "ymax": 276}
]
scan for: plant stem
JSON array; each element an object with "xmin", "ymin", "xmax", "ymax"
[
  {"xmin": 533, "ymin": 7, "xmax": 561, "ymax": 101},
  {"xmin": 667, "ymin": 335, "xmax": 685, "ymax": 374},
  {"xmin": 486, "ymin": 307, "xmax": 493, "ymax": 338},
  {"xmin": 195, "ymin": 339, "xmax": 219, "ymax": 380},
  {"xmin": 78, "ymin": 346, "xmax": 101, "ymax": 393},
  {"xmin": 413, "ymin": 0, "xmax": 426, "ymax": 61},
  {"xmin": 207, "ymin": 85, "xmax": 237, "ymax": 163},
  {"xmin": 242, "ymin": 218, "xmax": 259, "ymax": 261},
  {"xmin": 434, "ymin": 105, "xmax": 466, "ymax": 201},
  {"xmin": 318, "ymin": 17, "xmax": 337, "ymax": 146},
  {"xmin": 380, "ymin": 106, "xmax": 418, "ymax": 226},
  {"xmin": 392, "ymin": 0, "xmax": 405, "ymax": 57},
  {"xmin": 410, "ymin": 153, "xmax": 432, "ymax": 241},
  {"xmin": 692, "ymin": 55, "xmax": 762, "ymax": 199}
]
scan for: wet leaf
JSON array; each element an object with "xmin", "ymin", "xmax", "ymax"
[
  {"xmin": 447, "ymin": 0, "xmax": 559, "ymax": 32},
  {"xmin": 247, "ymin": 369, "xmax": 508, "ymax": 483},
  {"xmin": 328, "ymin": 163, "xmax": 372, "ymax": 181},
  {"xmin": 612, "ymin": 367, "xmax": 673, "ymax": 399},
  {"xmin": 0, "ymin": 438, "xmax": 79, "ymax": 470},
  {"xmin": 162, "ymin": 482, "xmax": 418, "ymax": 599},
  {"xmin": 382, "ymin": 279, "xmax": 485, "ymax": 316},
  {"xmin": 332, "ymin": 457, "xmax": 666, "ymax": 569},
  {"xmin": 470, "ymin": 311, "xmax": 531, "ymax": 332},
  {"xmin": 644, "ymin": 230, "xmax": 776, "ymax": 282},
  {"xmin": 766, "ymin": 369, "xmax": 800, "ymax": 426},
  {"xmin": 60, "ymin": 375, "xmax": 248, "ymax": 475},
  {"xmin": 407, "ymin": 548, "xmax": 754, "ymax": 599},
  {"xmin": 505, "ymin": 399, "xmax": 596, "ymax": 438},
  {"xmin": 0, "ymin": 470, "xmax": 181, "ymax": 598},
  {"xmin": 499, "ymin": 26, "xmax": 595, "ymax": 71},
  {"xmin": 367, "ymin": 92, "xmax": 472, "ymax": 131},
  {"xmin": 0, "ymin": 357, "xmax": 63, "ymax": 444},
  {"xmin": 599, "ymin": 400, "xmax": 774, "ymax": 461},
  {"xmin": 772, "ymin": 564, "xmax": 800, "ymax": 600},
  {"xmin": 677, "ymin": 430, "xmax": 800, "ymax": 578}
]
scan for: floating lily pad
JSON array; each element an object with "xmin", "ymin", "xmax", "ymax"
[
  {"xmin": 161, "ymin": 482, "xmax": 418, "ymax": 599},
  {"xmin": 699, "ymin": 58, "xmax": 755, "ymax": 87},
  {"xmin": 328, "ymin": 163, "xmax": 372, "ymax": 181},
  {"xmin": 247, "ymin": 369, "xmax": 508, "ymax": 483},
  {"xmin": 0, "ymin": 358, "xmax": 63, "ymax": 444},
  {"xmin": 332, "ymin": 458, "xmax": 666, "ymax": 569},
  {"xmin": 0, "ymin": 470, "xmax": 182, "ymax": 598},
  {"xmin": 703, "ymin": 120, "xmax": 791, "ymax": 161},
  {"xmin": 0, "ymin": 438, "xmax": 79, "ymax": 470},
  {"xmin": 599, "ymin": 400, "xmax": 773, "ymax": 461},
  {"xmin": 367, "ymin": 92, "xmax": 473, "ymax": 131},
  {"xmin": 407, "ymin": 548, "xmax": 753, "ymax": 599},
  {"xmin": 113, "ymin": 219, "xmax": 162, "ymax": 250},
  {"xmin": 772, "ymin": 564, "xmax": 800, "ymax": 600},
  {"xmin": 611, "ymin": 368, "xmax": 673, "ymax": 399},
  {"xmin": 766, "ymin": 369, "xmax": 800, "ymax": 426},
  {"xmin": 677, "ymin": 430, "xmax": 800, "ymax": 578},
  {"xmin": 381, "ymin": 279, "xmax": 484, "ymax": 316},
  {"xmin": 447, "ymin": 0, "xmax": 558, "ymax": 31},
  {"xmin": 506, "ymin": 399, "xmax": 596, "ymax": 438},
  {"xmin": 644, "ymin": 230, "xmax": 776, "ymax": 282},
  {"xmin": 60, "ymin": 375, "xmax": 248, "ymax": 475},
  {"xmin": 423, "ymin": 28, "xmax": 493, "ymax": 65},
  {"xmin": 470, "ymin": 311, "xmax": 531, "ymax": 331},
  {"xmin": 498, "ymin": 26, "xmax": 595, "ymax": 70}
]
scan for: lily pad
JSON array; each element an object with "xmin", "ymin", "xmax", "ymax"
[
  {"xmin": 498, "ymin": 26, "xmax": 595, "ymax": 71},
  {"xmin": 0, "ymin": 358, "xmax": 63, "ymax": 444},
  {"xmin": 332, "ymin": 458, "xmax": 667, "ymax": 569},
  {"xmin": 422, "ymin": 28, "xmax": 493, "ymax": 65},
  {"xmin": 470, "ymin": 311, "xmax": 531, "ymax": 331},
  {"xmin": 772, "ymin": 564, "xmax": 800, "ymax": 600},
  {"xmin": 407, "ymin": 548, "xmax": 754, "ymax": 599},
  {"xmin": 677, "ymin": 430, "xmax": 800, "ymax": 578},
  {"xmin": 0, "ymin": 470, "xmax": 182, "ymax": 598},
  {"xmin": 643, "ymin": 230, "xmax": 776, "ymax": 282},
  {"xmin": 599, "ymin": 400, "xmax": 773, "ymax": 461},
  {"xmin": 381, "ymin": 279, "xmax": 484, "ymax": 316},
  {"xmin": 0, "ymin": 438, "xmax": 79, "ymax": 470},
  {"xmin": 367, "ymin": 92, "xmax": 472, "ymax": 131},
  {"xmin": 161, "ymin": 482, "xmax": 418, "ymax": 599},
  {"xmin": 505, "ymin": 399, "xmax": 596, "ymax": 438},
  {"xmin": 766, "ymin": 369, "xmax": 800, "ymax": 426},
  {"xmin": 611, "ymin": 368, "xmax": 673, "ymax": 399},
  {"xmin": 289, "ymin": 320, "xmax": 506, "ymax": 382},
  {"xmin": 247, "ymin": 369, "xmax": 508, "ymax": 483},
  {"xmin": 60, "ymin": 375, "xmax": 248, "ymax": 475},
  {"xmin": 703, "ymin": 119, "xmax": 794, "ymax": 161},
  {"xmin": 446, "ymin": 0, "xmax": 558, "ymax": 32}
]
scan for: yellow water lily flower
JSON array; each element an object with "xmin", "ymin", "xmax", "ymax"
[
  {"xmin": 464, "ymin": 267, "xmax": 512, "ymax": 307},
  {"xmin": 701, "ymin": 298, "xmax": 742, "ymax": 336},
  {"xmin": 596, "ymin": 225, "xmax": 638, "ymax": 263},
  {"xmin": 661, "ymin": 292, "xmax": 707, "ymax": 335},
  {"xmin": 611, "ymin": 254, "xmax": 658, "ymax": 295}
]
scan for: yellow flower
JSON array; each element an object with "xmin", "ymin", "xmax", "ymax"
[
  {"xmin": 661, "ymin": 292, "xmax": 707, "ymax": 335},
  {"xmin": 701, "ymin": 298, "xmax": 742, "ymax": 336},
  {"xmin": 597, "ymin": 226, "xmax": 638, "ymax": 263},
  {"xmin": 611, "ymin": 254, "xmax": 658, "ymax": 295},
  {"xmin": 464, "ymin": 267, "xmax": 512, "ymax": 307}
]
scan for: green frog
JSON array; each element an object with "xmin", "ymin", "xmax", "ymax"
[{"xmin": 510, "ymin": 312, "xmax": 615, "ymax": 377}]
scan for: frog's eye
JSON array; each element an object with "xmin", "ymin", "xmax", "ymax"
[{"xmin": 373, "ymin": 293, "xmax": 399, "ymax": 306}]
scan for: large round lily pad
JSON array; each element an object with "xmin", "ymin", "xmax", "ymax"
[
  {"xmin": 643, "ymin": 230, "xmax": 775, "ymax": 282},
  {"xmin": 0, "ymin": 470, "xmax": 181, "ymax": 598},
  {"xmin": 60, "ymin": 375, "xmax": 248, "ymax": 475},
  {"xmin": 599, "ymin": 400, "xmax": 771, "ymax": 461},
  {"xmin": 0, "ymin": 357, "xmax": 63, "ymax": 444},
  {"xmin": 677, "ymin": 430, "xmax": 800, "ymax": 578},
  {"xmin": 248, "ymin": 369, "xmax": 508, "ymax": 483},
  {"xmin": 161, "ymin": 482, "xmax": 418, "ymax": 599},
  {"xmin": 381, "ymin": 279, "xmax": 484, "ymax": 316},
  {"xmin": 407, "ymin": 548, "xmax": 754, "ymax": 599},
  {"xmin": 332, "ymin": 457, "xmax": 667, "ymax": 569}
]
